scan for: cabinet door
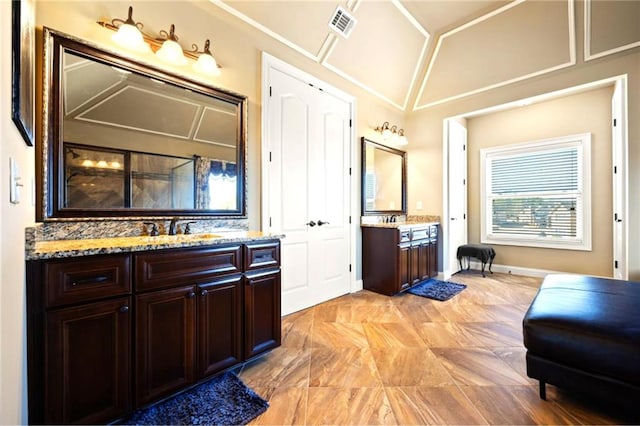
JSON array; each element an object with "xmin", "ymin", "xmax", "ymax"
[
  {"xmin": 428, "ymin": 240, "xmax": 438, "ymax": 278},
  {"xmin": 244, "ymin": 270, "xmax": 281, "ymax": 359},
  {"xmin": 46, "ymin": 297, "xmax": 131, "ymax": 424},
  {"xmin": 418, "ymin": 241, "xmax": 430, "ymax": 281},
  {"xmin": 135, "ymin": 286, "xmax": 196, "ymax": 406},
  {"xmin": 197, "ymin": 274, "xmax": 243, "ymax": 378},
  {"xmin": 397, "ymin": 244, "xmax": 410, "ymax": 291},
  {"xmin": 409, "ymin": 244, "xmax": 422, "ymax": 285}
]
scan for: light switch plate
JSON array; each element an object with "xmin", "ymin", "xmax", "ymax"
[
  {"xmin": 416, "ymin": 200, "xmax": 423, "ymax": 210},
  {"xmin": 9, "ymin": 157, "xmax": 22, "ymax": 204}
]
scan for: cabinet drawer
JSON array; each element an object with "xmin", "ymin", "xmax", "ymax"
[
  {"xmin": 135, "ymin": 246, "xmax": 241, "ymax": 292},
  {"xmin": 244, "ymin": 241, "xmax": 280, "ymax": 271},
  {"xmin": 45, "ymin": 255, "xmax": 131, "ymax": 307},
  {"xmin": 411, "ymin": 227, "xmax": 429, "ymax": 241},
  {"xmin": 430, "ymin": 225, "xmax": 439, "ymax": 239},
  {"xmin": 399, "ymin": 230, "xmax": 410, "ymax": 243}
]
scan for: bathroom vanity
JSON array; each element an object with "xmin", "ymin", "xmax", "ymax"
[
  {"xmin": 26, "ymin": 233, "xmax": 281, "ymax": 424},
  {"xmin": 362, "ymin": 222, "xmax": 439, "ymax": 296}
]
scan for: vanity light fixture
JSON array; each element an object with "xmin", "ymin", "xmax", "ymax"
[
  {"xmin": 374, "ymin": 121, "xmax": 408, "ymax": 146},
  {"xmin": 98, "ymin": 6, "xmax": 222, "ymax": 76},
  {"xmin": 110, "ymin": 6, "xmax": 151, "ymax": 53},
  {"xmin": 155, "ymin": 24, "xmax": 188, "ymax": 66},
  {"xmin": 193, "ymin": 40, "xmax": 221, "ymax": 77}
]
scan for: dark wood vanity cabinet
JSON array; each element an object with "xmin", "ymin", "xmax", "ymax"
[
  {"xmin": 27, "ymin": 240, "xmax": 281, "ymax": 425},
  {"xmin": 363, "ymin": 225, "xmax": 438, "ymax": 296}
]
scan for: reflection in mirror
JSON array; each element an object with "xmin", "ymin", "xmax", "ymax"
[
  {"xmin": 43, "ymin": 28, "xmax": 246, "ymax": 219},
  {"xmin": 361, "ymin": 137, "xmax": 406, "ymax": 215}
]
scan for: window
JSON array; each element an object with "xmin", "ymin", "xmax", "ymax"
[{"xmin": 480, "ymin": 133, "xmax": 591, "ymax": 250}]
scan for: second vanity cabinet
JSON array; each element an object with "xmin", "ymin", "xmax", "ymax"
[
  {"xmin": 362, "ymin": 224, "xmax": 438, "ymax": 296},
  {"xmin": 27, "ymin": 239, "xmax": 281, "ymax": 425}
]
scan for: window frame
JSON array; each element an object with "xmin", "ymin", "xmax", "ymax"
[{"xmin": 480, "ymin": 133, "xmax": 592, "ymax": 251}]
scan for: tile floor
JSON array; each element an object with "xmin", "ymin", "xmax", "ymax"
[{"xmin": 240, "ymin": 272, "xmax": 635, "ymax": 425}]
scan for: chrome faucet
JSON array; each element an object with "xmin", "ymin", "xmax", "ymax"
[{"xmin": 168, "ymin": 217, "xmax": 179, "ymax": 235}]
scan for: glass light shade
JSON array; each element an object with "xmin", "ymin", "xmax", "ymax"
[
  {"xmin": 193, "ymin": 53, "xmax": 221, "ymax": 76},
  {"xmin": 397, "ymin": 135, "xmax": 408, "ymax": 145},
  {"xmin": 112, "ymin": 24, "xmax": 150, "ymax": 53},
  {"xmin": 156, "ymin": 39, "xmax": 188, "ymax": 66},
  {"xmin": 382, "ymin": 128, "xmax": 392, "ymax": 139}
]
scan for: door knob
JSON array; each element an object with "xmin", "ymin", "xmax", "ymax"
[
  {"xmin": 317, "ymin": 220, "xmax": 330, "ymax": 226},
  {"xmin": 306, "ymin": 221, "xmax": 316, "ymax": 227}
]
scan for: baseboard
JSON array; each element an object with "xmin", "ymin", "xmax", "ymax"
[
  {"xmin": 352, "ymin": 278, "xmax": 363, "ymax": 293},
  {"xmin": 464, "ymin": 261, "xmax": 563, "ymax": 278}
]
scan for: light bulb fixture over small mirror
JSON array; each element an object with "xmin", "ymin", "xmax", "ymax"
[{"xmin": 374, "ymin": 121, "xmax": 408, "ymax": 146}]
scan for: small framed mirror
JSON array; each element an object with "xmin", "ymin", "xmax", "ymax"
[
  {"xmin": 41, "ymin": 28, "xmax": 247, "ymax": 219},
  {"xmin": 361, "ymin": 137, "xmax": 407, "ymax": 215}
]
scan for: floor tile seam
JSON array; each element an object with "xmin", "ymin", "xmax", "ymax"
[{"xmin": 444, "ymin": 374, "xmax": 493, "ymax": 425}]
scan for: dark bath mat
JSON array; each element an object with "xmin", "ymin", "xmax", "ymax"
[
  {"xmin": 407, "ymin": 278, "xmax": 467, "ymax": 301},
  {"xmin": 125, "ymin": 372, "xmax": 269, "ymax": 425}
]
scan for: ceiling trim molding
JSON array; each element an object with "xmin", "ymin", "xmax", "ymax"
[
  {"xmin": 321, "ymin": 1, "xmax": 430, "ymax": 111},
  {"xmin": 210, "ymin": 0, "xmax": 320, "ymax": 62},
  {"xmin": 413, "ymin": 0, "xmax": 576, "ymax": 111},
  {"xmin": 584, "ymin": 0, "xmax": 640, "ymax": 62},
  {"xmin": 391, "ymin": 0, "xmax": 430, "ymax": 39}
]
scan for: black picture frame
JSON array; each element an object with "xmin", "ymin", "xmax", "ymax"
[{"xmin": 11, "ymin": 0, "xmax": 35, "ymax": 147}]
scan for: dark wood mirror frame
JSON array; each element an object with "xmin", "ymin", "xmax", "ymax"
[
  {"xmin": 361, "ymin": 137, "xmax": 407, "ymax": 216},
  {"xmin": 40, "ymin": 28, "xmax": 247, "ymax": 220}
]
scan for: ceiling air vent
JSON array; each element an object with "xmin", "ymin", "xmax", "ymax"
[{"xmin": 328, "ymin": 6, "xmax": 357, "ymax": 39}]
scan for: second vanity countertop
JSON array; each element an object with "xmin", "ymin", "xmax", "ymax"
[
  {"xmin": 361, "ymin": 221, "xmax": 439, "ymax": 230},
  {"xmin": 26, "ymin": 231, "xmax": 284, "ymax": 261}
]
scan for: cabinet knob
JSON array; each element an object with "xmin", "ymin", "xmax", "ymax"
[
  {"xmin": 200, "ymin": 289, "xmax": 208, "ymax": 296},
  {"xmin": 306, "ymin": 221, "xmax": 316, "ymax": 227},
  {"xmin": 187, "ymin": 291, "xmax": 196, "ymax": 298},
  {"xmin": 119, "ymin": 306, "xmax": 129, "ymax": 313}
]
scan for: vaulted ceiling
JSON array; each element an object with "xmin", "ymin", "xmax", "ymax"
[{"xmin": 210, "ymin": 0, "xmax": 639, "ymax": 112}]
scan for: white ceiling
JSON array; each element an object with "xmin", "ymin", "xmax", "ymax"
[
  {"xmin": 213, "ymin": 0, "xmax": 509, "ymax": 110},
  {"xmin": 211, "ymin": 0, "xmax": 638, "ymax": 112}
]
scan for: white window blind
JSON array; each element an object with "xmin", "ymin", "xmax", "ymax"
[{"xmin": 481, "ymin": 134, "xmax": 591, "ymax": 250}]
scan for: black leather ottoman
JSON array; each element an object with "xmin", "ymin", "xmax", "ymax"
[{"xmin": 523, "ymin": 274, "xmax": 640, "ymax": 411}]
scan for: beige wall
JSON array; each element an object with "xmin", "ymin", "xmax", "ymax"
[
  {"xmin": 1, "ymin": 1, "xmax": 36, "ymax": 423},
  {"xmin": 466, "ymin": 87, "xmax": 613, "ymax": 276},
  {"xmin": 406, "ymin": 48, "xmax": 640, "ymax": 278}
]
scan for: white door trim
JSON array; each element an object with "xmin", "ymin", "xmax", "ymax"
[
  {"xmin": 260, "ymin": 52, "xmax": 359, "ymax": 296},
  {"xmin": 612, "ymin": 76, "xmax": 628, "ymax": 279}
]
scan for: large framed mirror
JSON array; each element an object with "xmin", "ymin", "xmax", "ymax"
[
  {"xmin": 361, "ymin": 137, "xmax": 407, "ymax": 215},
  {"xmin": 41, "ymin": 28, "xmax": 247, "ymax": 219}
]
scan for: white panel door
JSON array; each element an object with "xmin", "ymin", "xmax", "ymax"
[
  {"xmin": 448, "ymin": 119, "xmax": 468, "ymax": 274},
  {"xmin": 268, "ymin": 67, "xmax": 351, "ymax": 315}
]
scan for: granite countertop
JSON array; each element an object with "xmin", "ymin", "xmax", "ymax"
[
  {"xmin": 361, "ymin": 214, "xmax": 440, "ymax": 229},
  {"xmin": 26, "ymin": 231, "xmax": 284, "ymax": 261},
  {"xmin": 361, "ymin": 221, "xmax": 439, "ymax": 229}
]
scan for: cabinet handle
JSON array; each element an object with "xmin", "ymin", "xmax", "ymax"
[
  {"xmin": 317, "ymin": 220, "xmax": 329, "ymax": 226},
  {"xmin": 306, "ymin": 221, "xmax": 316, "ymax": 227},
  {"xmin": 71, "ymin": 276, "xmax": 108, "ymax": 286},
  {"xmin": 119, "ymin": 306, "xmax": 129, "ymax": 313},
  {"xmin": 200, "ymin": 289, "xmax": 208, "ymax": 296},
  {"xmin": 187, "ymin": 291, "xmax": 196, "ymax": 298}
]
